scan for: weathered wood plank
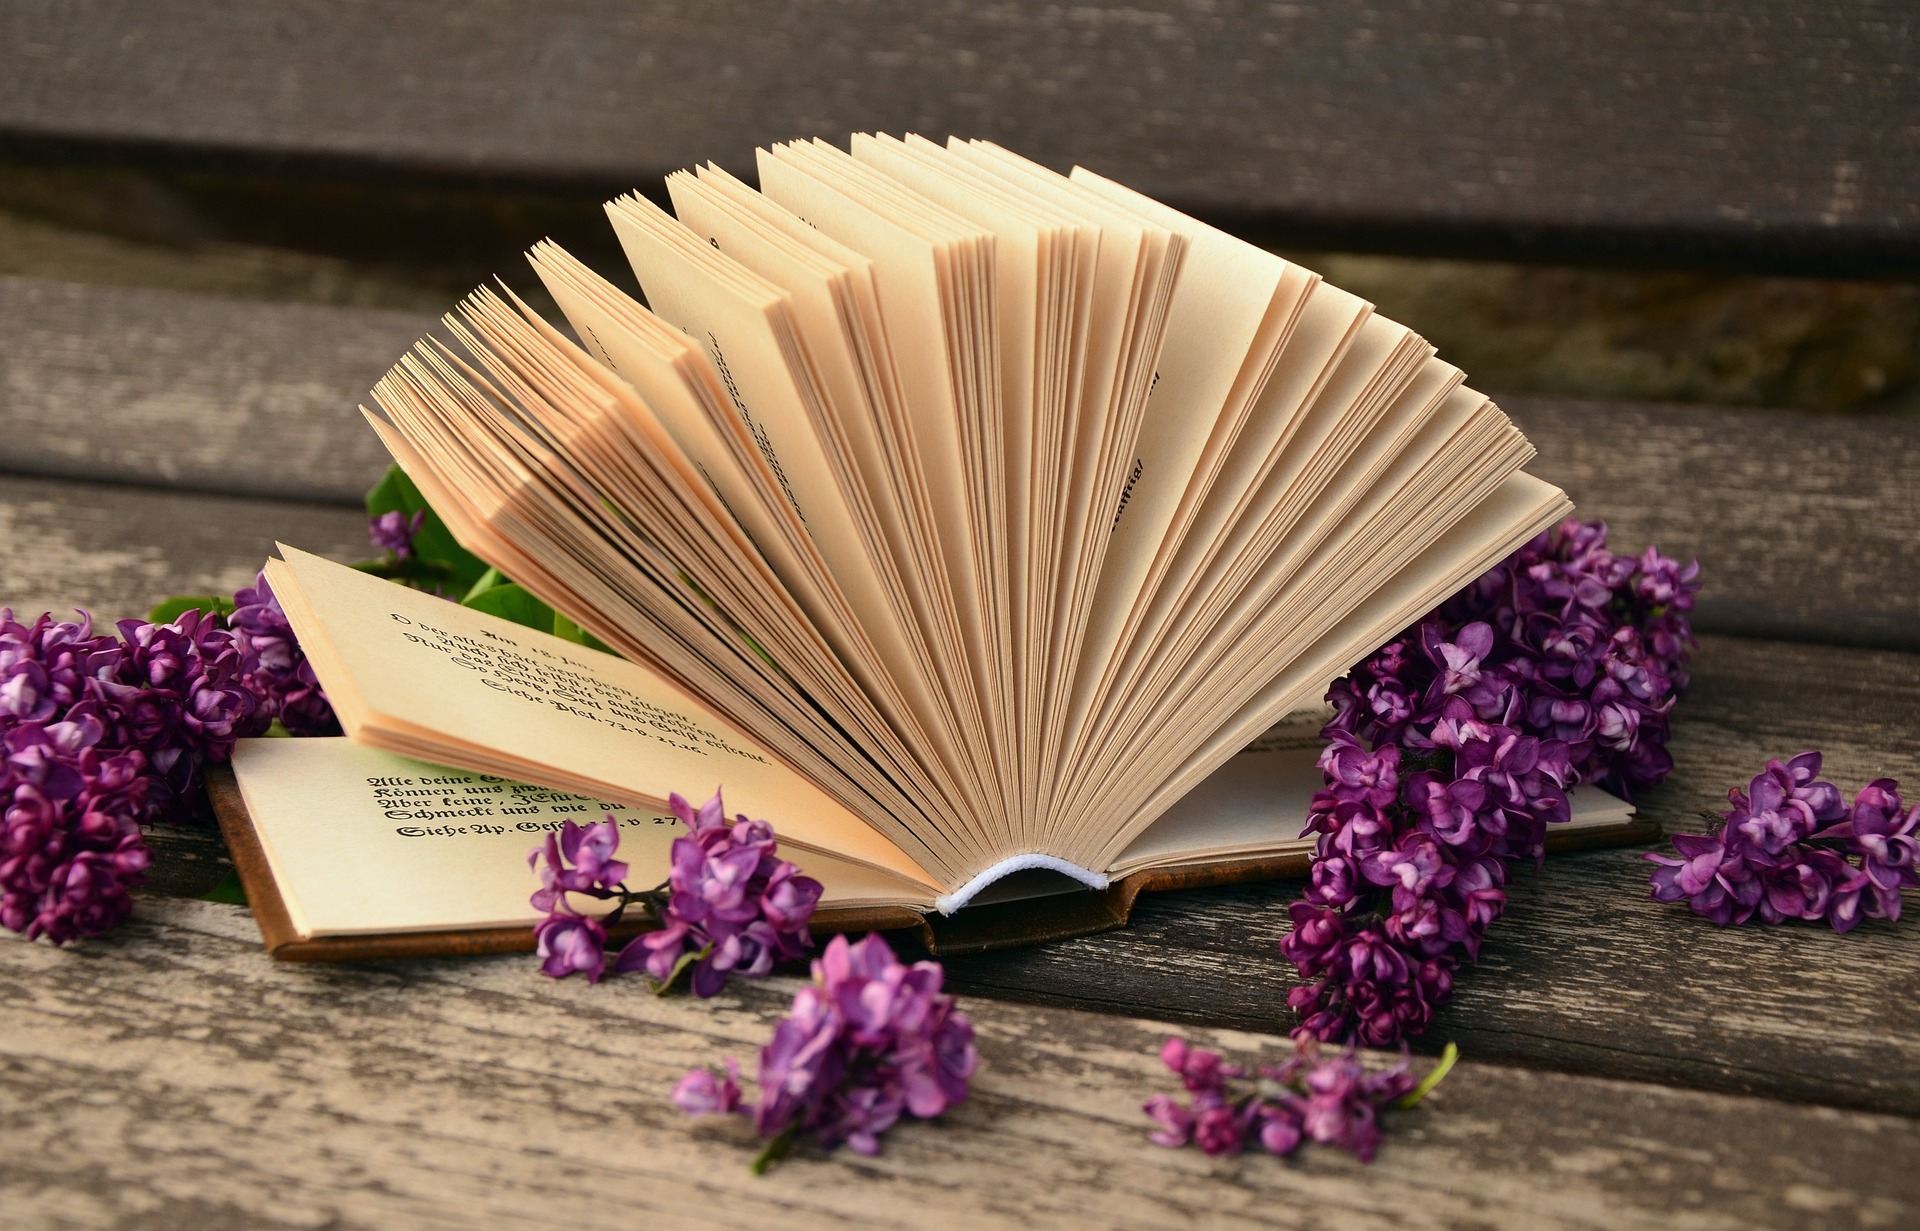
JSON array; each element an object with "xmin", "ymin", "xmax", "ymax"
[
  {"xmin": 940, "ymin": 634, "xmax": 1920, "ymax": 1116},
  {"xmin": 1508, "ymin": 397, "xmax": 1920, "ymax": 652},
  {"xmin": 0, "ymin": 276, "xmax": 422, "ymax": 504},
  {"xmin": 2, "ymin": 1, "xmax": 1916, "ymax": 272},
  {"xmin": 3, "ymin": 898, "xmax": 1914, "ymax": 1231},
  {"xmin": 6, "ymin": 278, "xmax": 1918, "ymax": 647},
  {"xmin": 0, "ymin": 473, "xmax": 370, "ymax": 624}
]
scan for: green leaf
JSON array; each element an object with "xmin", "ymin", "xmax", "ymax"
[
  {"xmin": 459, "ymin": 566, "xmax": 506, "ymax": 605},
  {"xmin": 363, "ymin": 464, "xmax": 491, "ymax": 593},
  {"xmin": 148, "ymin": 594, "xmax": 235, "ymax": 625},
  {"xmin": 1395, "ymin": 1041, "xmax": 1458, "ymax": 1109},
  {"xmin": 551, "ymin": 612, "xmax": 614, "ymax": 654},
  {"xmin": 199, "ymin": 868, "xmax": 249, "ymax": 906},
  {"xmin": 460, "ymin": 581, "xmax": 557, "ymax": 633}
]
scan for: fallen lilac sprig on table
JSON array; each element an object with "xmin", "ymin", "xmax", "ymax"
[
  {"xmin": 1646, "ymin": 751, "xmax": 1918, "ymax": 930},
  {"xmin": 529, "ymin": 789, "xmax": 822, "ymax": 994},
  {"xmin": 0, "ymin": 578, "xmax": 334, "ymax": 944},
  {"xmin": 1282, "ymin": 519, "xmax": 1700, "ymax": 1045},
  {"xmin": 1143, "ymin": 1036, "xmax": 1456, "ymax": 1163},
  {"xmin": 675, "ymin": 931, "xmax": 978, "ymax": 1171}
]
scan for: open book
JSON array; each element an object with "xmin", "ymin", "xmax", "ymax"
[{"xmin": 242, "ymin": 135, "xmax": 1644, "ymax": 954}]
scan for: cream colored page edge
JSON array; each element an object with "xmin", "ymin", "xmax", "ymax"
[
  {"xmin": 1097, "ymin": 472, "xmax": 1572, "ymax": 866},
  {"xmin": 266, "ymin": 544, "xmax": 937, "ymax": 890}
]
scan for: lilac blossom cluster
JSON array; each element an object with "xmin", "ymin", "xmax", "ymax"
[
  {"xmin": 1143, "ymin": 1036, "xmax": 1443, "ymax": 1163},
  {"xmin": 1282, "ymin": 519, "xmax": 1699, "ymax": 1045},
  {"xmin": 675, "ymin": 932, "xmax": 977, "ymax": 1168},
  {"xmin": 2, "ymin": 501, "xmax": 419, "ymax": 946},
  {"xmin": 0, "ymin": 642, "xmax": 154, "ymax": 946},
  {"xmin": 0, "ymin": 609, "xmax": 255, "ymax": 942},
  {"xmin": 529, "ymin": 790, "xmax": 822, "ymax": 995},
  {"xmin": 1647, "ymin": 752, "xmax": 1918, "ymax": 931},
  {"xmin": 229, "ymin": 572, "xmax": 340, "ymax": 737},
  {"xmin": 0, "ymin": 567, "xmax": 339, "ymax": 945}
]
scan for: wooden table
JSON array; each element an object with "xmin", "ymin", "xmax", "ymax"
[
  {"xmin": 4, "ymin": 273, "xmax": 1918, "ymax": 1231},
  {"xmin": 4, "ymin": 4, "xmax": 1920, "ymax": 1225}
]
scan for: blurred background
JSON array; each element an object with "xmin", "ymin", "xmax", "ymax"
[{"xmin": 1, "ymin": 0, "xmax": 1915, "ymax": 625}]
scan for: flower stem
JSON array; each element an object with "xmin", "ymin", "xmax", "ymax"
[
  {"xmin": 750, "ymin": 1129, "xmax": 796, "ymax": 1175},
  {"xmin": 650, "ymin": 943, "xmax": 713, "ymax": 996},
  {"xmin": 1395, "ymin": 1041, "xmax": 1458, "ymax": 1108}
]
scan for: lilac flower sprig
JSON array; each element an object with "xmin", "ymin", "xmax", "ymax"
[
  {"xmin": 0, "ymin": 604, "xmax": 272, "ymax": 943},
  {"xmin": 1143, "ymin": 1036, "xmax": 1456, "ymax": 1163},
  {"xmin": 368, "ymin": 509, "xmax": 427, "ymax": 563},
  {"xmin": 1646, "ymin": 751, "xmax": 1918, "ymax": 931},
  {"xmin": 1283, "ymin": 520, "xmax": 1700, "ymax": 1046},
  {"xmin": 675, "ymin": 932, "xmax": 978, "ymax": 1171},
  {"xmin": 529, "ymin": 789, "xmax": 823, "ymax": 995},
  {"xmin": 229, "ymin": 572, "xmax": 340, "ymax": 737}
]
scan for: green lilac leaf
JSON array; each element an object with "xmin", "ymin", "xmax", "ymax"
[
  {"xmin": 459, "ymin": 566, "xmax": 506, "ymax": 605},
  {"xmin": 148, "ymin": 595, "xmax": 236, "ymax": 624},
  {"xmin": 551, "ymin": 612, "xmax": 614, "ymax": 654},
  {"xmin": 460, "ymin": 581, "xmax": 557, "ymax": 633},
  {"xmin": 199, "ymin": 867, "xmax": 249, "ymax": 905}
]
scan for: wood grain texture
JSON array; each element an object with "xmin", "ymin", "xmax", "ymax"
[
  {"xmin": 938, "ymin": 635, "xmax": 1920, "ymax": 1115},
  {"xmin": 3, "ymin": 897, "xmax": 1916, "ymax": 1231},
  {"xmin": 0, "ymin": 473, "xmax": 370, "ymax": 624},
  {"xmin": 121, "ymin": 629, "xmax": 1920, "ymax": 1113},
  {"xmin": 0, "ymin": 276, "xmax": 423, "ymax": 504},
  {"xmin": 2, "ymin": 1, "xmax": 1916, "ymax": 271},
  {"xmin": 1510, "ymin": 396, "xmax": 1920, "ymax": 652}
]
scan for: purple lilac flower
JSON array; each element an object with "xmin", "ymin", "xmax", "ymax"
[
  {"xmin": 1647, "ymin": 753, "xmax": 1918, "ymax": 932},
  {"xmin": 369, "ymin": 509, "xmax": 426, "ymax": 561},
  {"xmin": 0, "ymin": 707, "xmax": 153, "ymax": 943},
  {"xmin": 104, "ymin": 609, "xmax": 268, "ymax": 807},
  {"xmin": 528, "ymin": 816, "xmax": 629, "ymax": 914},
  {"xmin": 229, "ymin": 571, "xmax": 338, "ymax": 737},
  {"xmin": 677, "ymin": 932, "xmax": 978, "ymax": 1168},
  {"xmin": 535, "ymin": 911, "xmax": 608, "ymax": 981},
  {"xmin": 524, "ymin": 815, "xmax": 630, "ymax": 980},
  {"xmin": 673, "ymin": 1058, "xmax": 742, "ymax": 1116},
  {"xmin": 0, "ymin": 601, "xmax": 263, "ymax": 944},
  {"xmin": 1288, "ymin": 520, "xmax": 1698, "ymax": 1046},
  {"xmin": 526, "ymin": 795, "xmax": 822, "ymax": 996},
  {"xmin": 610, "ymin": 790, "xmax": 822, "ymax": 997},
  {"xmin": 1144, "ymin": 1035, "xmax": 1429, "ymax": 1163},
  {"xmin": 2, "ymin": 549, "xmax": 388, "ymax": 945},
  {"xmin": 0, "ymin": 609, "xmax": 160, "ymax": 944}
]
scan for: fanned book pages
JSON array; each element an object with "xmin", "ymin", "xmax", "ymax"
[{"xmin": 240, "ymin": 135, "xmax": 1650, "ymax": 956}]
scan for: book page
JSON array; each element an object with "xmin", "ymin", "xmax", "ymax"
[
  {"xmin": 1100, "ymin": 472, "xmax": 1572, "ymax": 862},
  {"xmin": 266, "ymin": 544, "xmax": 938, "ymax": 890},
  {"xmin": 232, "ymin": 738, "xmax": 933, "ymax": 938}
]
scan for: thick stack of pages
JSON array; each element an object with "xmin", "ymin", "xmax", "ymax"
[{"xmin": 258, "ymin": 135, "xmax": 1594, "ymax": 940}]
